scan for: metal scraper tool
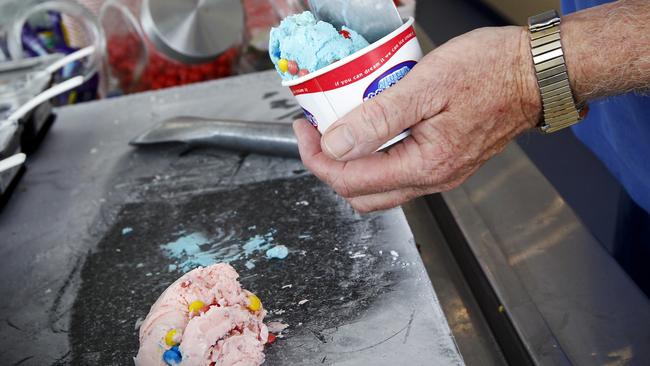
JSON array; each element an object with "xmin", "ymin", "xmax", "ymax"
[
  {"xmin": 130, "ymin": 116, "xmax": 299, "ymax": 158},
  {"xmin": 308, "ymin": 0, "xmax": 403, "ymax": 43}
]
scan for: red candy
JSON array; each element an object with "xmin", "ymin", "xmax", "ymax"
[
  {"xmin": 200, "ymin": 300, "xmax": 222, "ymax": 314},
  {"xmin": 339, "ymin": 30, "xmax": 351, "ymax": 39},
  {"xmin": 287, "ymin": 60, "xmax": 299, "ymax": 75},
  {"xmin": 200, "ymin": 305, "xmax": 211, "ymax": 314},
  {"xmin": 298, "ymin": 69, "xmax": 310, "ymax": 77},
  {"xmin": 267, "ymin": 333, "xmax": 277, "ymax": 345},
  {"xmin": 106, "ymin": 33, "xmax": 238, "ymax": 93}
]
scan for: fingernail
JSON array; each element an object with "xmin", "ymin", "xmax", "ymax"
[{"xmin": 323, "ymin": 125, "xmax": 355, "ymax": 159}]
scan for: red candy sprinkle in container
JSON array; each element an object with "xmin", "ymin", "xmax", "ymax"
[{"xmin": 106, "ymin": 33, "xmax": 238, "ymax": 93}]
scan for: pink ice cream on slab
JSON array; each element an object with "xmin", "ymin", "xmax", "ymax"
[{"xmin": 135, "ymin": 264, "xmax": 269, "ymax": 366}]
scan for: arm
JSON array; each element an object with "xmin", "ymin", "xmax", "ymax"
[
  {"xmin": 561, "ymin": 0, "xmax": 650, "ymax": 103},
  {"xmin": 293, "ymin": 0, "xmax": 650, "ymax": 212}
]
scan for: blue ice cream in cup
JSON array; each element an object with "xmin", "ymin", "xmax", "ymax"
[{"xmin": 269, "ymin": 11, "xmax": 370, "ymax": 80}]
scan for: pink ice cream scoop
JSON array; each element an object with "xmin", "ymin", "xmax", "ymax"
[{"xmin": 135, "ymin": 264, "xmax": 269, "ymax": 366}]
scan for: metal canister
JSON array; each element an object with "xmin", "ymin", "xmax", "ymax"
[
  {"xmin": 99, "ymin": 0, "xmax": 245, "ymax": 93},
  {"xmin": 140, "ymin": 0, "xmax": 244, "ymax": 64}
]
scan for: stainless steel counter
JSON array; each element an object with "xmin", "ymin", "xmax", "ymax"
[{"xmin": 428, "ymin": 143, "xmax": 650, "ymax": 365}]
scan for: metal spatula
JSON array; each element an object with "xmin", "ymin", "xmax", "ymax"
[
  {"xmin": 308, "ymin": 0, "xmax": 403, "ymax": 43},
  {"xmin": 130, "ymin": 116, "xmax": 299, "ymax": 158}
]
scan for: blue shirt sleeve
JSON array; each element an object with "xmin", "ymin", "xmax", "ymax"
[{"xmin": 560, "ymin": 0, "xmax": 650, "ymax": 214}]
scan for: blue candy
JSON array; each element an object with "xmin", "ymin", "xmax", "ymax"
[{"xmin": 163, "ymin": 346, "xmax": 182, "ymax": 365}]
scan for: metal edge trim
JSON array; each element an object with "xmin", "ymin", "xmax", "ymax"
[{"xmin": 427, "ymin": 189, "xmax": 573, "ymax": 366}]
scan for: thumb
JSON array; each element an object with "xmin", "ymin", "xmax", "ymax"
[{"xmin": 320, "ymin": 72, "xmax": 428, "ymax": 161}]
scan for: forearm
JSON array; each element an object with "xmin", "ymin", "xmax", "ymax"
[{"xmin": 562, "ymin": 0, "xmax": 650, "ymax": 103}]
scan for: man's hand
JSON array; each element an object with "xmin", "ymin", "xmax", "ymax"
[
  {"xmin": 294, "ymin": 26, "xmax": 542, "ymax": 212},
  {"xmin": 294, "ymin": 0, "xmax": 649, "ymax": 213}
]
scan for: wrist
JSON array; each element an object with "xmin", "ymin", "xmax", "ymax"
[
  {"xmin": 559, "ymin": 15, "xmax": 588, "ymax": 105},
  {"xmin": 516, "ymin": 26, "xmax": 543, "ymax": 129}
]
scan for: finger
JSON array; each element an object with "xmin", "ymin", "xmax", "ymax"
[
  {"xmin": 294, "ymin": 119, "xmax": 349, "ymax": 186},
  {"xmin": 308, "ymin": 136, "xmax": 427, "ymax": 197},
  {"xmin": 320, "ymin": 65, "xmax": 445, "ymax": 161},
  {"xmin": 293, "ymin": 119, "xmax": 322, "ymax": 159},
  {"xmin": 347, "ymin": 171, "xmax": 472, "ymax": 213},
  {"xmin": 347, "ymin": 187, "xmax": 425, "ymax": 213},
  {"xmin": 298, "ymin": 116, "xmax": 462, "ymax": 198}
]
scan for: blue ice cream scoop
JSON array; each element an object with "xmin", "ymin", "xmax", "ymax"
[{"xmin": 269, "ymin": 11, "xmax": 370, "ymax": 81}]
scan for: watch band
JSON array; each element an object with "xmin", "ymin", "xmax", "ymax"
[{"xmin": 528, "ymin": 10, "xmax": 586, "ymax": 133}]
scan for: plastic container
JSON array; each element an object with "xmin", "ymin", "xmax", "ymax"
[
  {"xmin": 99, "ymin": 0, "xmax": 241, "ymax": 94},
  {"xmin": 283, "ymin": 17, "xmax": 422, "ymax": 150},
  {"xmin": 5, "ymin": 0, "xmax": 102, "ymax": 83}
]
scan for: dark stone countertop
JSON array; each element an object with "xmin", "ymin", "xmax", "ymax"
[{"xmin": 0, "ymin": 71, "xmax": 463, "ymax": 366}]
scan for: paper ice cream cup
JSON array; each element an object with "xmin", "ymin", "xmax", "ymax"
[{"xmin": 282, "ymin": 17, "xmax": 423, "ymax": 151}]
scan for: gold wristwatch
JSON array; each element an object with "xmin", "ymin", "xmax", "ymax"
[{"xmin": 528, "ymin": 10, "xmax": 587, "ymax": 133}]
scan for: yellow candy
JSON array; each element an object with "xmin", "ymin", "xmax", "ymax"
[
  {"xmin": 247, "ymin": 294, "xmax": 262, "ymax": 312},
  {"xmin": 278, "ymin": 59, "xmax": 289, "ymax": 73},
  {"xmin": 165, "ymin": 329, "xmax": 179, "ymax": 347},
  {"xmin": 188, "ymin": 300, "xmax": 205, "ymax": 315}
]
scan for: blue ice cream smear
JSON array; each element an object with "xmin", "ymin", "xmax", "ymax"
[
  {"xmin": 269, "ymin": 11, "xmax": 370, "ymax": 81},
  {"xmin": 242, "ymin": 230, "xmax": 276, "ymax": 255},
  {"xmin": 266, "ymin": 245, "xmax": 289, "ymax": 259},
  {"xmin": 245, "ymin": 260, "xmax": 256, "ymax": 270},
  {"xmin": 160, "ymin": 233, "xmax": 215, "ymax": 272},
  {"xmin": 160, "ymin": 230, "xmax": 286, "ymax": 272}
]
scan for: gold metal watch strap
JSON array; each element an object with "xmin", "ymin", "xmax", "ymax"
[{"xmin": 529, "ymin": 10, "xmax": 585, "ymax": 133}]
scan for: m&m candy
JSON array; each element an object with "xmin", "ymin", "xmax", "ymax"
[
  {"xmin": 188, "ymin": 300, "xmax": 205, "ymax": 316},
  {"xmin": 287, "ymin": 60, "xmax": 299, "ymax": 75},
  {"xmin": 247, "ymin": 294, "xmax": 262, "ymax": 312},
  {"xmin": 163, "ymin": 346, "xmax": 182, "ymax": 365},
  {"xmin": 278, "ymin": 58, "xmax": 289, "ymax": 73},
  {"xmin": 164, "ymin": 329, "xmax": 180, "ymax": 347}
]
